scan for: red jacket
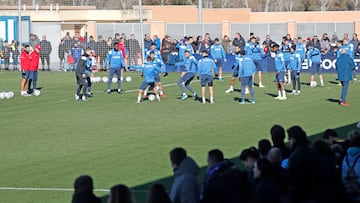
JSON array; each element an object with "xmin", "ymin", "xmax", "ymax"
[
  {"xmin": 118, "ymin": 43, "xmax": 126, "ymax": 58},
  {"xmin": 29, "ymin": 51, "xmax": 40, "ymax": 71},
  {"xmin": 20, "ymin": 50, "xmax": 31, "ymax": 71}
]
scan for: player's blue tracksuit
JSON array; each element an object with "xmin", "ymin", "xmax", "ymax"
[
  {"xmin": 238, "ymin": 56, "xmax": 256, "ymax": 101},
  {"xmin": 197, "ymin": 57, "xmax": 216, "ymax": 87},
  {"xmin": 307, "ymin": 47, "xmax": 321, "ymax": 75},
  {"xmin": 246, "ymin": 42, "xmax": 264, "ymax": 71},
  {"xmin": 178, "ymin": 43, "xmax": 194, "ymax": 62},
  {"xmin": 275, "ymin": 52, "xmax": 286, "ymax": 82},
  {"xmin": 210, "ymin": 44, "xmax": 226, "ymax": 72},
  {"xmin": 288, "ymin": 51, "xmax": 302, "ymax": 90},
  {"xmin": 175, "ymin": 56, "xmax": 198, "ymax": 95},
  {"xmin": 104, "ymin": 49, "xmax": 125, "ymax": 90},
  {"xmin": 131, "ymin": 62, "xmax": 165, "ymax": 90}
]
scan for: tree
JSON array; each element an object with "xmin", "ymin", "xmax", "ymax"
[{"xmin": 317, "ymin": 0, "xmax": 333, "ymax": 11}]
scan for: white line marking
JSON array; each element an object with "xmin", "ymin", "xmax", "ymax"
[{"xmin": 0, "ymin": 187, "xmax": 148, "ymax": 193}]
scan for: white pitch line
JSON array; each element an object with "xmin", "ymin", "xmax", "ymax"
[{"xmin": 0, "ymin": 187, "xmax": 148, "ymax": 193}]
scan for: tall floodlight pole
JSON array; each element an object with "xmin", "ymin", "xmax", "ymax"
[
  {"xmin": 18, "ymin": 0, "xmax": 22, "ymax": 49},
  {"xmin": 198, "ymin": 0, "xmax": 202, "ymax": 23},
  {"xmin": 138, "ymin": 0, "xmax": 145, "ymax": 63}
]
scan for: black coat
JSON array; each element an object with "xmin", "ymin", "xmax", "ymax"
[
  {"xmin": 201, "ymin": 160, "xmax": 250, "ymax": 203},
  {"xmin": 253, "ymin": 177, "xmax": 282, "ymax": 203}
]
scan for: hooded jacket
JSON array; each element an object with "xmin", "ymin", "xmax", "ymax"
[{"xmin": 170, "ymin": 157, "xmax": 200, "ymax": 203}]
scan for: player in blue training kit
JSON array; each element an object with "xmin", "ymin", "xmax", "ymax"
[
  {"xmin": 175, "ymin": 50, "xmax": 199, "ymax": 100},
  {"xmin": 177, "ymin": 37, "xmax": 194, "ymax": 76},
  {"xmin": 197, "ymin": 50, "xmax": 217, "ymax": 104},
  {"xmin": 225, "ymin": 45, "xmax": 242, "ymax": 93},
  {"xmin": 145, "ymin": 43, "xmax": 162, "ymax": 60},
  {"xmin": 104, "ymin": 42, "xmax": 125, "ymax": 94},
  {"xmin": 237, "ymin": 50, "xmax": 256, "ymax": 104},
  {"xmin": 288, "ymin": 45, "xmax": 302, "ymax": 95},
  {"xmin": 307, "ymin": 43, "xmax": 324, "ymax": 86},
  {"xmin": 246, "ymin": 37, "xmax": 266, "ymax": 88},
  {"xmin": 281, "ymin": 38, "xmax": 292, "ymax": 85},
  {"xmin": 210, "ymin": 38, "xmax": 227, "ymax": 81},
  {"xmin": 130, "ymin": 56, "xmax": 167, "ymax": 103},
  {"xmin": 148, "ymin": 51, "xmax": 167, "ymax": 97},
  {"xmin": 272, "ymin": 43, "xmax": 287, "ymax": 100}
]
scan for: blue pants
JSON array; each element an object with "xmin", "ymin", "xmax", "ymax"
[
  {"xmin": 177, "ymin": 72, "xmax": 196, "ymax": 94},
  {"xmin": 240, "ymin": 76, "xmax": 254, "ymax": 101},
  {"xmin": 341, "ymin": 81, "xmax": 349, "ymax": 102},
  {"xmin": 107, "ymin": 68, "xmax": 121, "ymax": 90}
]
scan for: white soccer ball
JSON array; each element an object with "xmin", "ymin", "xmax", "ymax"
[
  {"xmin": 8, "ymin": 91, "xmax": 14, "ymax": 98},
  {"xmin": 3, "ymin": 92, "xmax": 10, "ymax": 99},
  {"xmin": 125, "ymin": 76, "xmax": 132, "ymax": 82},
  {"xmin": 310, "ymin": 81, "xmax": 317, "ymax": 87},
  {"xmin": 0, "ymin": 92, "xmax": 5, "ymax": 99},
  {"xmin": 96, "ymin": 77, "xmax": 101, "ymax": 83},
  {"xmin": 148, "ymin": 94, "xmax": 156, "ymax": 101},
  {"xmin": 34, "ymin": 90, "xmax": 41, "ymax": 96},
  {"xmin": 102, "ymin": 76, "xmax": 109, "ymax": 83},
  {"xmin": 90, "ymin": 77, "xmax": 95, "ymax": 83},
  {"xmin": 112, "ymin": 77, "xmax": 117, "ymax": 83}
]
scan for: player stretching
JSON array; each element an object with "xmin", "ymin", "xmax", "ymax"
[
  {"xmin": 197, "ymin": 50, "xmax": 217, "ymax": 104},
  {"xmin": 130, "ymin": 56, "xmax": 167, "ymax": 103},
  {"xmin": 175, "ymin": 50, "xmax": 199, "ymax": 100},
  {"xmin": 210, "ymin": 38, "xmax": 227, "ymax": 81}
]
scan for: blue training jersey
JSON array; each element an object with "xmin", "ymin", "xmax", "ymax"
[
  {"xmin": 175, "ymin": 56, "xmax": 198, "ymax": 73},
  {"xmin": 197, "ymin": 57, "xmax": 216, "ymax": 75},
  {"xmin": 210, "ymin": 44, "xmax": 226, "ymax": 60},
  {"xmin": 245, "ymin": 42, "xmax": 264, "ymax": 61},
  {"xmin": 152, "ymin": 57, "xmax": 166, "ymax": 74},
  {"xmin": 288, "ymin": 51, "xmax": 302, "ymax": 72},
  {"xmin": 280, "ymin": 44, "xmax": 291, "ymax": 61},
  {"xmin": 275, "ymin": 52, "xmax": 286, "ymax": 72},
  {"xmin": 296, "ymin": 43, "xmax": 306, "ymax": 60},
  {"xmin": 238, "ymin": 56, "xmax": 256, "ymax": 77},
  {"xmin": 178, "ymin": 43, "xmax": 194, "ymax": 61},
  {"xmin": 307, "ymin": 47, "xmax": 321, "ymax": 66},
  {"xmin": 130, "ymin": 62, "xmax": 165, "ymax": 83},
  {"xmin": 145, "ymin": 49, "xmax": 163, "ymax": 61},
  {"xmin": 104, "ymin": 49, "xmax": 125, "ymax": 69}
]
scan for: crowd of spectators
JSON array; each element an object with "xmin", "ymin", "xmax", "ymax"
[
  {"xmin": 72, "ymin": 124, "xmax": 360, "ymax": 203},
  {"xmin": 1, "ymin": 31, "xmax": 360, "ymax": 72}
]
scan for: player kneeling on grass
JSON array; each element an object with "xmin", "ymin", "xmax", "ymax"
[
  {"xmin": 272, "ymin": 43, "xmax": 287, "ymax": 100},
  {"xmin": 238, "ymin": 50, "xmax": 256, "ymax": 104},
  {"xmin": 75, "ymin": 48, "xmax": 92, "ymax": 101},
  {"xmin": 175, "ymin": 50, "xmax": 199, "ymax": 100},
  {"xmin": 130, "ymin": 56, "xmax": 168, "ymax": 103},
  {"xmin": 197, "ymin": 50, "xmax": 216, "ymax": 104},
  {"xmin": 288, "ymin": 45, "xmax": 302, "ymax": 95}
]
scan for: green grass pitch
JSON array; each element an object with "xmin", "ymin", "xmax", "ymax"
[{"xmin": 0, "ymin": 71, "xmax": 359, "ymax": 203}]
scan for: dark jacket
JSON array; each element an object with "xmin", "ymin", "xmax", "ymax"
[
  {"xmin": 336, "ymin": 53, "xmax": 356, "ymax": 81},
  {"xmin": 253, "ymin": 177, "xmax": 282, "ymax": 203},
  {"xmin": 72, "ymin": 191, "xmax": 101, "ymax": 203},
  {"xmin": 232, "ymin": 36, "xmax": 246, "ymax": 49},
  {"xmin": 170, "ymin": 157, "xmax": 200, "ymax": 203},
  {"xmin": 288, "ymin": 145, "xmax": 321, "ymax": 203},
  {"xmin": 201, "ymin": 160, "xmax": 250, "ymax": 203},
  {"xmin": 39, "ymin": 40, "xmax": 52, "ymax": 56}
]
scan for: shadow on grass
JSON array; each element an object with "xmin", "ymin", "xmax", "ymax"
[
  {"xmin": 264, "ymin": 93, "xmax": 278, "ymax": 98},
  {"xmin": 327, "ymin": 98, "xmax": 340, "ymax": 103},
  {"xmin": 100, "ymin": 122, "xmax": 359, "ymax": 203}
]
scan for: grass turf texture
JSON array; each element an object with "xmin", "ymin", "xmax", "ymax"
[{"xmin": 0, "ymin": 71, "xmax": 359, "ymax": 203}]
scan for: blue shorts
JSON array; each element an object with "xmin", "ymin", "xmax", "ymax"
[
  {"xmin": 276, "ymin": 71, "xmax": 285, "ymax": 83},
  {"xmin": 291, "ymin": 70, "xmax": 300, "ymax": 80},
  {"xmin": 27, "ymin": 71, "xmax": 38, "ymax": 80},
  {"xmin": 139, "ymin": 81, "xmax": 155, "ymax": 90},
  {"xmin": 240, "ymin": 76, "xmax": 253, "ymax": 87},
  {"xmin": 154, "ymin": 74, "xmax": 161, "ymax": 82},
  {"xmin": 180, "ymin": 72, "xmax": 195, "ymax": 86},
  {"xmin": 285, "ymin": 61, "xmax": 290, "ymax": 70},
  {"xmin": 310, "ymin": 62, "xmax": 322, "ymax": 75},
  {"xmin": 179, "ymin": 65, "xmax": 186, "ymax": 72},
  {"xmin": 200, "ymin": 74, "xmax": 213, "ymax": 87},
  {"xmin": 254, "ymin": 60, "xmax": 263, "ymax": 72},
  {"xmin": 215, "ymin": 59, "xmax": 223, "ymax": 68},
  {"xmin": 232, "ymin": 67, "xmax": 239, "ymax": 77}
]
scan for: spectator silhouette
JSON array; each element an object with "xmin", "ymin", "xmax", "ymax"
[
  {"xmin": 146, "ymin": 183, "xmax": 171, "ymax": 203},
  {"xmin": 108, "ymin": 184, "xmax": 133, "ymax": 203},
  {"xmin": 169, "ymin": 147, "xmax": 200, "ymax": 203},
  {"xmin": 71, "ymin": 175, "xmax": 101, "ymax": 203}
]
